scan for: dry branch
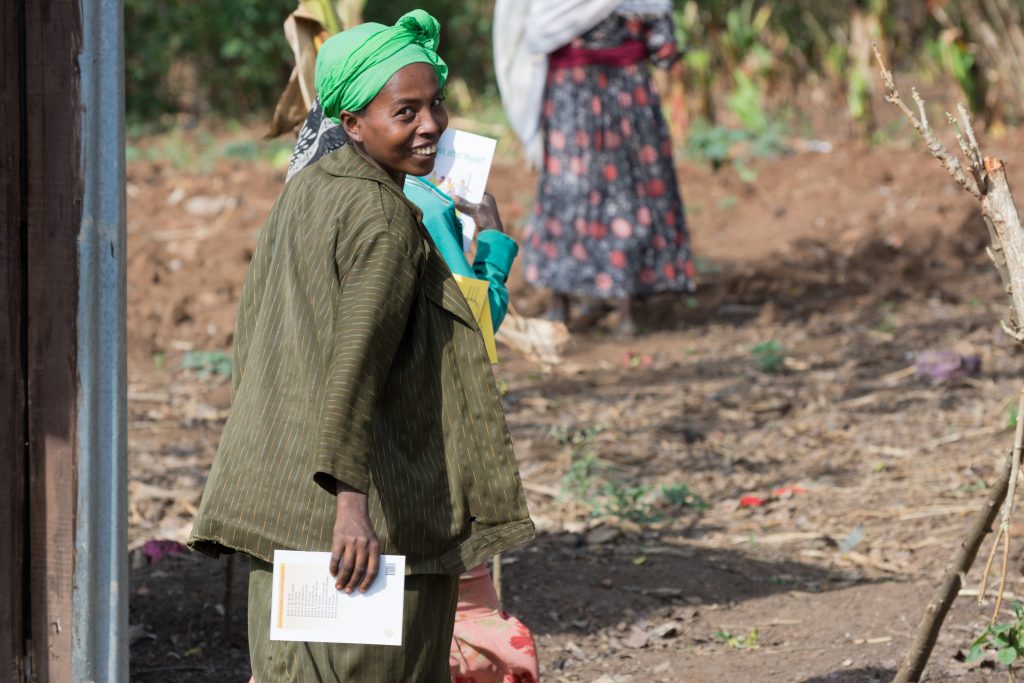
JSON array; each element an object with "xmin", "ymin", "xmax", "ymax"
[
  {"xmin": 874, "ymin": 51, "xmax": 982, "ymax": 199},
  {"xmin": 893, "ymin": 451, "xmax": 1014, "ymax": 683},
  {"xmin": 874, "ymin": 46, "xmax": 1024, "ymax": 682}
]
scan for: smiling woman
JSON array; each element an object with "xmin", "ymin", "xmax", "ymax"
[
  {"xmin": 187, "ymin": 10, "xmax": 534, "ymax": 683},
  {"xmin": 338, "ymin": 62, "xmax": 449, "ymax": 184}
]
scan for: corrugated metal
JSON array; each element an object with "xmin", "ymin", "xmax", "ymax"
[{"xmin": 73, "ymin": 0, "xmax": 128, "ymax": 679}]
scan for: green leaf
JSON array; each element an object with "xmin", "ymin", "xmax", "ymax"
[
  {"xmin": 997, "ymin": 646, "xmax": 1018, "ymax": 665},
  {"xmin": 992, "ymin": 623, "xmax": 1013, "ymax": 635},
  {"xmin": 964, "ymin": 643, "xmax": 985, "ymax": 664}
]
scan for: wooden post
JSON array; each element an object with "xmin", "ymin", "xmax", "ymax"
[
  {"xmin": 1, "ymin": 0, "xmax": 88, "ymax": 680},
  {"xmin": 0, "ymin": 0, "xmax": 28, "ymax": 678}
]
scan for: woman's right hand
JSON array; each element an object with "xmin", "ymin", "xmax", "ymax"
[
  {"xmin": 455, "ymin": 192, "xmax": 505, "ymax": 234},
  {"xmin": 330, "ymin": 480, "xmax": 380, "ymax": 593}
]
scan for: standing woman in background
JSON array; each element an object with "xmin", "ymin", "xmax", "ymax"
[{"xmin": 495, "ymin": 0, "xmax": 695, "ymax": 334}]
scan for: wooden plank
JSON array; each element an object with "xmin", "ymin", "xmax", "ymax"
[
  {"xmin": 0, "ymin": 0, "xmax": 27, "ymax": 678},
  {"xmin": 23, "ymin": 0, "xmax": 82, "ymax": 679}
]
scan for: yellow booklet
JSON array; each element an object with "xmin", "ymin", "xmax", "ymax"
[{"xmin": 452, "ymin": 274, "xmax": 498, "ymax": 363}]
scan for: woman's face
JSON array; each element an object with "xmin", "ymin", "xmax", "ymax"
[{"xmin": 341, "ymin": 62, "xmax": 448, "ymax": 184}]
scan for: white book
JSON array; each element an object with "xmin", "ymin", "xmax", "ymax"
[
  {"xmin": 418, "ymin": 128, "xmax": 498, "ymax": 250},
  {"xmin": 269, "ymin": 550, "xmax": 406, "ymax": 646}
]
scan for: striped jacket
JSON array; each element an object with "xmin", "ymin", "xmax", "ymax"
[{"xmin": 189, "ymin": 145, "xmax": 534, "ymax": 574}]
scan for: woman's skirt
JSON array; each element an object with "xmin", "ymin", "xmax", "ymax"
[{"xmin": 523, "ymin": 61, "xmax": 696, "ymax": 299}]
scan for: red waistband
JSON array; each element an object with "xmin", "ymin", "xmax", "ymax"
[{"xmin": 549, "ymin": 40, "xmax": 648, "ymax": 69}]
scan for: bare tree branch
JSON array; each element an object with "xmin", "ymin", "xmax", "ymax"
[{"xmin": 872, "ymin": 44, "xmax": 982, "ymax": 198}]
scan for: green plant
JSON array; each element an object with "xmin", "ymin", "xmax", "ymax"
[
  {"xmin": 556, "ymin": 425, "xmax": 607, "ymax": 499},
  {"xmin": 182, "ymin": 350, "xmax": 233, "ymax": 379},
  {"xmin": 957, "ymin": 478, "xmax": 988, "ymax": 494},
  {"xmin": 720, "ymin": 0, "xmax": 772, "ymax": 71},
  {"xmin": 966, "ymin": 602, "xmax": 1024, "ymax": 669},
  {"xmin": 925, "ymin": 31, "xmax": 982, "ymax": 115},
  {"xmin": 556, "ymin": 425, "xmax": 667, "ymax": 524},
  {"xmin": 715, "ymin": 627, "xmax": 760, "ymax": 650},
  {"xmin": 693, "ymin": 256, "xmax": 722, "ymax": 275},
  {"xmin": 596, "ymin": 482, "xmax": 659, "ymax": 523},
  {"xmin": 686, "ymin": 120, "xmax": 748, "ymax": 171},
  {"xmin": 727, "ymin": 69, "xmax": 767, "ymax": 133},
  {"xmin": 661, "ymin": 483, "xmax": 709, "ymax": 510},
  {"xmin": 876, "ymin": 302, "xmax": 897, "ymax": 334},
  {"xmin": 847, "ymin": 60, "xmax": 872, "ymax": 124},
  {"xmin": 751, "ymin": 340, "xmax": 785, "ymax": 373},
  {"xmin": 685, "ymin": 117, "xmax": 789, "ymax": 180}
]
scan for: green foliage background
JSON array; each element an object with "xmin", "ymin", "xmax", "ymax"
[
  {"xmin": 124, "ymin": 0, "xmax": 499, "ymax": 123},
  {"xmin": 125, "ymin": 0, "xmax": 296, "ymax": 122},
  {"xmin": 123, "ymin": 0, "xmax": 988, "ymax": 124}
]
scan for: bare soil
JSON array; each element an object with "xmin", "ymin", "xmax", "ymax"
[{"xmin": 127, "ymin": 123, "xmax": 1024, "ymax": 682}]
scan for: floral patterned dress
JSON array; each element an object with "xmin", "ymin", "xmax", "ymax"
[{"xmin": 523, "ymin": 11, "xmax": 695, "ymax": 299}]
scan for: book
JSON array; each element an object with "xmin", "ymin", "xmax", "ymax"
[
  {"xmin": 452, "ymin": 273, "xmax": 498, "ymax": 364},
  {"xmin": 418, "ymin": 128, "xmax": 498, "ymax": 250},
  {"xmin": 269, "ymin": 550, "xmax": 406, "ymax": 646}
]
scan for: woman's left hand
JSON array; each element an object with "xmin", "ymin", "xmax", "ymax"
[{"xmin": 455, "ymin": 192, "xmax": 504, "ymax": 234}]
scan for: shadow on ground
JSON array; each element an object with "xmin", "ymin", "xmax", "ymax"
[
  {"xmin": 500, "ymin": 531, "xmax": 889, "ymax": 638},
  {"xmin": 636, "ymin": 214, "xmax": 990, "ymax": 332},
  {"xmin": 802, "ymin": 667, "xmax": 895, "ymax": 682}
]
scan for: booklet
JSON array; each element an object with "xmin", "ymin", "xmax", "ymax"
[
  {"xmin": 452, "ymin": 274, "xmax": 498, "ymax": 364},
  {"xmin": 270, "ymin": 550, "xmax": 406, "ymax": 646},
  {"xmin": 418, "ymin": 128, "xmax": 498, "ymax": 250}
]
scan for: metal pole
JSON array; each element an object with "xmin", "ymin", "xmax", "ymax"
[{"xmin": 72, "ymin": 0, "xmax": 127, "ymax": 679}]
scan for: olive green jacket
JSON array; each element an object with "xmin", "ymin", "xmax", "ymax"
[{"xmin": 189, "ymin": 145, "xmax": 534, "ymax": 574}]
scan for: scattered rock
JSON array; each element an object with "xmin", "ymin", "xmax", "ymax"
[
  {"xmin": 651, "ymin": 621, "xmax": 681, "ymax": 639},
  {"xmin": 623, "ymin": 627, "xmax": 650, "ymax": 649},
  {"xmin": 586, "ymin": 525, "xmax": 621, "ymax": 545},
  {"xmin": 129, "ymin": 623, "xmax": 155, "ymax": 647},
  {"xmin": 183, "ymin": 194, "xmax": 235, "ymax": 217}
]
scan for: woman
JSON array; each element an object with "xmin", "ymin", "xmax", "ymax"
[
  {"xmin": 495, "ymin": 0, "xmax": 696, "ymax": 333},
  {"xmin": 189, "ymin": 11, "xmax": 534, "ymax": 681},
  {"xmin": 288, "ymin": 97, "xmax": 540, "ymax": 683}
]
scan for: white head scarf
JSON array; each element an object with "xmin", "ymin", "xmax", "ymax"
[
  {"xmin": 493, "ymin": 0, "xmax": 673, "ymax": 168},
  {"xmin": 494, "ymin": 0, "xmax": 619, "ymax": 168}
]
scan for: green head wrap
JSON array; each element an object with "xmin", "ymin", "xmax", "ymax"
[{"xmin": 315, "ymin": 10, "xmax": 448, "ymax": 120}]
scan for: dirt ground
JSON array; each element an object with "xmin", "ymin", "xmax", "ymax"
[{"xmin": 127, "ymin": 121, "xmax": 1024, "ymax": 682}]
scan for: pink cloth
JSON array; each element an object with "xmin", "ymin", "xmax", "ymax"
[{"xmin": 450, "ymin": 564, "xmax": 539, "ymax": 683}]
